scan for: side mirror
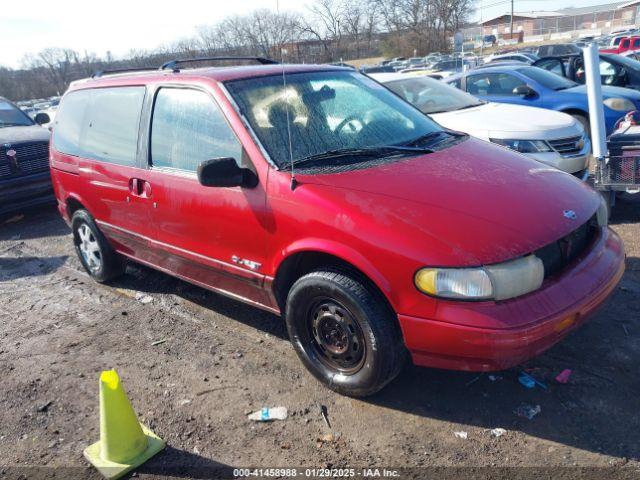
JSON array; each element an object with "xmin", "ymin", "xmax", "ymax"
[
  {"xmin": 197, "ymin": 157, "xmax": 258, "ymax": 188},
  {"xmin": 34, "ymin": 112, "xmax": 50, "ymax": 125},
  {"xmin": 513, "ymin": 85, "xmax": 537, "ymax": 98}
]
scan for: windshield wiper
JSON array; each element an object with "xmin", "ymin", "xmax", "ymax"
[
  {"xmin": 0, "ymin": 123, "xmax": 28, "ymax": 128},
  {"xmin": 292, "ymin": 145, "xmax": 434, "ymax": 168},
  {"xmin": 404, "ymin": 130, "xmax": 466, "ymax": 148},
  {"xmin": 456, "ymin": 102, "xmax": 485, "ymax": 110}
]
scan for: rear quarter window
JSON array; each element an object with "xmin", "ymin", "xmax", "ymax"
[{"xmin": 53, "ymin": 87, "xmax": 145, "ymax": 166}]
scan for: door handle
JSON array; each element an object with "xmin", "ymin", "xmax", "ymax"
[{"xmin": 128, "ymin": 178, "xmax": 152, "ymax": 198}]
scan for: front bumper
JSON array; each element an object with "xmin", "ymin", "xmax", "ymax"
[
  {"xmin": 525, "ymin": 145, "xmax": 590, "ymax": 176},
  {"xmin": 0, "ymin": 171, "xmax": 54, "ymax": 215},
  {"xmin": 399, "ymin": 227, "xmax": 625, "ymax": 371}
]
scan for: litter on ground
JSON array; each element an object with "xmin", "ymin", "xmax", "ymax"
[
  {"xmin": 519, "ymin": 371, "xmax": 548, "ymax": 390},
  {"xmin": 135, "ymin": 292, "xmax": 154, "ymax": 304},
  {"xmin": 248, "ymin": 406, "xmax": 288, "ymax": 421},
  {"xmin": 514, "ymin": 404, "xmax": 541, "ymax": 420},
  {"xmin": 555, "ymin": 369, "xmax": 572, "ymax": 384}
]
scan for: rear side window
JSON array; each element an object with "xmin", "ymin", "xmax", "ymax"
[
  {"xmin": 52, "ymin": 90, "xmax": 91, "ymax": 157},
  {"xmin": 466, "ymin": 73, "xmax": 525, "ymax": 96},
  {"xmin": 83, "ymin": 88, "xmax": 145, "ymax": 165},
  {"xmin": 150, "ymin": 88, "xmax": 242, "ymax": 172},
  {"xmin": 53, "ymin": 87, "xmax": 145, "ymax": 166}
]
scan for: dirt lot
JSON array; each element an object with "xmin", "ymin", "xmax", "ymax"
[{"xmin": 1, "ymin": 197, "xmax": 639, "ymax": 480}]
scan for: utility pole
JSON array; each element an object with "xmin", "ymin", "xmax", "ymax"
[{"xmin": 510, "ymin": 0, "xmax": 514, "ymax": 39}]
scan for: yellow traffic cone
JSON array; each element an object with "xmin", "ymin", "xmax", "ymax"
[{"xmin": 83, "ymin": 370, "xmax": 165, "ymax": 479}]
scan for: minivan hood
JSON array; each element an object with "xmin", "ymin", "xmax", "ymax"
[
  {"xmin": 300, "ymin": 137, "xmax": 600, "ymax": 266},
  {"xmin": 0, "ymin": 125, "xmax": 50, "ymax": 144},
  {"xmin": 432, "ymin": 102, "xmax": 581, "ymax": 139}
]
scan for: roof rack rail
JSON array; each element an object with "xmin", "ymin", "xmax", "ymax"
[
  {"xmin": 92, "ymin": 67, "xmax": 158, "ymax": 79},
  {"xmin": 160, "ymin": 56, "xmax": 279, "ymax": 72}
]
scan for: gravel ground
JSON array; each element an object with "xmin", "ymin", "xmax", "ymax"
[{"xmin": 0, "ymin": 196, "xmax": 639, "ymax": 480}]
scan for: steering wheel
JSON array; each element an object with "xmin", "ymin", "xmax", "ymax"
[
  {"xmin": 417, "ymin": 98, "xmax": 437, "ymax": 110},
  {"xmin": 335, "ymin": 114, "xmax": 364, "ymax": 135}
]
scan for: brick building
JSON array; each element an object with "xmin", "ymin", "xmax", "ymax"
[{"xmin": 479, "ymin": 0, "xmax": 640, "ymax": 38}]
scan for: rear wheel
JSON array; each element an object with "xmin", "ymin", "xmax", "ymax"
[
  {"xmin": 72, "ymin": 209, "xmax": 125, "ymax": 282},
  {"xmin": 285, "ymin": 270, "xmax": 406, "ymax": 397}
]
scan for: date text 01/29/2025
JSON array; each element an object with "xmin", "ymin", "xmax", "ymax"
[{"xmin": 233, "ymin": 468, "xmax": 400, "ymax": 477}]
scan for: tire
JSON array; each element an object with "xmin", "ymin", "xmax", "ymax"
[
  {"xmin": 285, "ymin": 269, "xmax": 406, "ymax": 397},
  {"xmin": 71, "ymin": 209, "xmax": 125, "ymax": 283},
  {"xmin": 572, "ymin": 113, "xmax": 590, "ymax": 139}
]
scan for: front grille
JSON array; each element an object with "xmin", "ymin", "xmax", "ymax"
[
  {"xmin": 534, "ymin": 217, "xmax": 597, "ymax": 278},
  {"xmin": 548, "ymin": 135, "xmax": 584, "ymax": 156},
  {"xmin": 0, "ymin": 141, "xmax": 50, "ymax": 179}
]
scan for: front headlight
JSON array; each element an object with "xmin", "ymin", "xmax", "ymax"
[
  {"xmin": 490, "ymin": 138, "xmax": 553, "ymax": 153},
  {"xmin": 415, "ymin": 255, "xmax": 544, "ymax": 301},
  {"xmin": 604, "ymin": 97, "xmax": 636, "ymax": 112},
  {"xmin": 596, "ymin": 194, "xmax": 609, "ymax": 227}
]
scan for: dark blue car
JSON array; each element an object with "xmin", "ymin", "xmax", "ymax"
[
  {"xmin": 0, "ymin": 97, "xmax": 53, "ymax": 216},
  {"xmin": 446, "ymin": 65, "xmax": 640, "ymax": 134}
]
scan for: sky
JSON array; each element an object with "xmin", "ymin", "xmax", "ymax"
[{"xmin": 0, "ymin": 0, "xmax": 629, "ymax": 68}]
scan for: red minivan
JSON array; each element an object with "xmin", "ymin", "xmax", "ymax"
[{"xmin": 50, "ymin": 59, "xmax": 625, "ymax": 396}]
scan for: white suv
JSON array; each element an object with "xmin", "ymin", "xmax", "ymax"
[{"xmin": 372, "ymin": 73, "xmax": 590, "ymax": 178}]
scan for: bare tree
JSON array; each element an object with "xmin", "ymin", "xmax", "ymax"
[
  {"xmin": 304, "ymin": 0, "xmax": 345, "ymax": 60},
  {"xmin": 0, "ymin": 1, "xmax": 476, "ymax": 101},
  {"xmin": 21, "ymin": 48, "xmax": 78, "ymax": 95}
]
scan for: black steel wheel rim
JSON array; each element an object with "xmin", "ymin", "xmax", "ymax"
[{"xmin": 307, "ymin": 297, "xmax": 366, "ymax": 374}]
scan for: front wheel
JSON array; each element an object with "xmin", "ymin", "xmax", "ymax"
[{"xmin": 285, "ymin": 270, "xmax": 406, "ymax": 397}]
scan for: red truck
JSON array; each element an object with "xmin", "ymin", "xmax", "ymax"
[{"xmin": 600, "ymin": 35, "xmax": 640, "ymax": 54}]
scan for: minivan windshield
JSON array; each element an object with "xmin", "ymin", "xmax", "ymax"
[
  {"xmin": 225, "ymin": 70, "xmax": 448, "ymax": 168},
  {"xmin": 384, "ymin": 76, "xmax": 484, "ymax": 114},
  {"xmin": 0, "ymin": 100, "xmax": 34, "ymax": 127}
]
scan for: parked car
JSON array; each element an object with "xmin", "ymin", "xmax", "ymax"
[
  {"xmin": 423, "ymin": 59, "xmax": 476, "ymax": 77},
  {"xmin": 484, "ymin": 52, "xmax": 539, "ymax": 65},
  {"xmin": 608, "ymin": 33, "xmax": 632, "ymax": 46},
  {"xmin": 360, "ymin": 65, "xmax": 396, "ymax": 74},
  {"xmin": 388, "ymin": 60, "xmax": 408, "ymax": 71},
  {"xmin": 406, "ymin": 57, "xmax": 426, "ymax": 67},
  {"xmin": 0, "ymin": 97, "xmax": 53, "ymax": 215},
  {"xmin": 483, "ymin": 34, "xmax": 497, "ymax": 46},
  {"xmin": 600, "ymin": 36, "xmax": 640, "ymax": 54},
  {"xmin": 533, "ymin": 53, "xmax": 640, "ymax": 90},
  {"xmin": 473, "ymin": 60, "xmax": 530, "ymax": 70},
  {"xmin": 50, "ymin": 60, "xmax": 623, "ymax": 397},
  {"xmin": 446, "ymin": 65, "xmax": 640, "ymax": 134},
  {"xmin": 329, "ymin": 62, "xmax": 356, "ymax": 69},
  {"xmin": 371, "ymin": 73, "xmax": 590, "ymax": 177},
  {"xmin": 537, "ymin": 43, "xmax": 582, "ymax": 57}
]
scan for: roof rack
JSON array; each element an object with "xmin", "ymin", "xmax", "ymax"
[
  {"xmin": 160, "ymin": 56, "xmax": 279, "ymax": 72},
  {"xmin": 91, "ymin": 56, "xmax": 279, "ymax": 79},
  {"xmin": 91, "ymin": 67, "xmax": 158, "ymax": 79}
]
